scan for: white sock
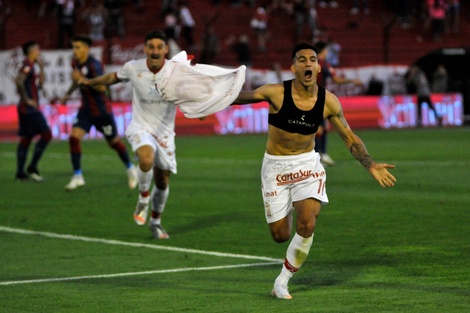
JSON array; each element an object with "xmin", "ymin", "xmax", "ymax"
[
  {"xmin": 137, "ymin": 166, "xmax": 153, "ymax": 194},
  {"xmin": 151, "ymin": 186, "xmax": 169, "ymax": 214},
  {"xmin": 275, "ymin": 233, "xmax": 314, "ymax": 286}
]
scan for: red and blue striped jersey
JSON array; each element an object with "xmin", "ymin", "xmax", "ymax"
[{"xmin": 72, "ymin": 56, "xmax": 112, "ymax": 116}]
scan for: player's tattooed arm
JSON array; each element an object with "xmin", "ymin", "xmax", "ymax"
[
  {"xmin": 327, "ymin": 96, "xmax": 375, "ymax": 170},
  {"xmin": 349, "ymin": 141, "xmax": 375, "ymax": 170}
]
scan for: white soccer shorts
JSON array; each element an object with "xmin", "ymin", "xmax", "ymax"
[
  {"xmin": 261, "ymin": 150, "xmax": 329, "ymax": 223},
  {"xmin": 125, "ymin": 123, "xmax": 177, "ymax": 174}
]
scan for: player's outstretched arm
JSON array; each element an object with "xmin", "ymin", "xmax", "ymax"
[
  {"xmin": 368, "ymin": 162, "xmax": 396, "ymax": 188},
  {"xmin": 233, "ymin": 83, "xmax": 283, "ymax": 105},
  {"xmin": 326, "ymin": 91, "xmax": 396, "ymax": 188},
  {"xmin": 79, "ymin": 72, "xmax": 119, "ymax": 87}
]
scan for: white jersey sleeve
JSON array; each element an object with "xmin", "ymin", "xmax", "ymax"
[{"xmin": 116, "ymin": 62, "xmax": 132, "ymax": 82}]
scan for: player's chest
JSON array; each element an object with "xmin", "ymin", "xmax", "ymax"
[{"xmin": 133, "ymin": 72, "xmax": 163, "ymax": 99}]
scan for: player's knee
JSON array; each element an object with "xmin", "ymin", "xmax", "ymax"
[
  {"xmin": 155, "ymin": 179, "xmax": 168, "ymax": 190},
  {"xmin": 138, "ymin": 157, "xmax": 154, "ymax": 172},
  {"xmin": 41, "ymin": 130, "xmax": 52, "ymax": 142},
  {"xmin": 20, "ymin": 137, "xmax": 32, "ymax": 147},
  {"xmin": 271, "ymin": 231, "xmax": 291, "ymax": 243},
  {"xmin": 109, "ymin": 139, "xmax": 126, "ymax": 153},
  {"xmin": 154, "ymin": 171, "xmax": 170, "ymax": 189},
  {"xmin": 296, "ymin": 221, "xmax": 315, "ymax": 238}
]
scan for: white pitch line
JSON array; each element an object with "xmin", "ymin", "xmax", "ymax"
[
  {"xmin": 0, "ymin": 226, "xmax": 282, "ymax": 263},
  {"xmin": 0, "ymin": 262, "xmax": 279, "ymax": 286}
]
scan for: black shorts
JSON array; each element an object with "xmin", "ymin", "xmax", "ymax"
[
  {"xmin": 73, "ymin": 109, "xmax": 118, "ymax": 140},
  {"xmin": 18, "ymin": 110, "xmax": 51, "ymax": 138}
]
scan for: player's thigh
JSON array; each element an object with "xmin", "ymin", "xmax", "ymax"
[
  {"xmin": 32, "ymin": 112, "xmax": 51, "ymax": 134},
  {"xmin": 153, "ymin": 138, "xmax": 177, "ymax": 174},
  {"xmin": 72, "ymin": 110, "xmax": 93, "ymax": 135},
  {"xmin": 293, "ymin": 198, "xmax": 322, "ymax": 235},
  {"xmin": 125, "ymin": 123, "xmax": 157, "ymax": 153}
]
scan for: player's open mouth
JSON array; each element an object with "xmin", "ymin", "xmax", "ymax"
[
  {"xmin": 151, "ymin": 55, "xmax": 160, "ymax": 60},
  {"xmin": 305, "ymin": 70, "xmax": 312, "ymax": 79}
]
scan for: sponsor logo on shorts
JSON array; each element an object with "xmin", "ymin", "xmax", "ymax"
[
  {"xmin": 264, "ymin": 190, "xmax": 278, "ymax": 197},
  {"xmin": 151, "ymin": 134, "xmax": 168, "ymax": 149},
  {"xmin": 265, "ymin": 201, "xmax": 272, "ymax": 218},
  {"xmin": 276, "ymin": 169, "xmax": 325, "ymax": 186}
]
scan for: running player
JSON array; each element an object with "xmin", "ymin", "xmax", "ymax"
[
  {"xmin": 234, "ymin": 43, "xmax": 396, "ymax": 299},
  {"xmin": 78, "ymin": 29, "xmax": 246, "ymax": 238},
  {"xmin": 78, "ymin": 30, "xmax": 176, "ymax": 239},
  {"xmin": 313, "ymin": 41, "xmax": 363, "ymax": 166},
  {"xmin": 15, "ymin": 41, "xmax": 52, "ymax": 182},
  {"xmin": 61, "ymin": 35, "xmax": 137, "ymax": 191}
]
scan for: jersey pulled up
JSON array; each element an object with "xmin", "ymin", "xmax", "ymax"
[{"xmin": 268, "ymin": 80, "xmax": 325, "ymax": 135}]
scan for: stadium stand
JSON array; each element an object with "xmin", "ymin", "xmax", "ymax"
[{"xmin": 2, "ymin": 0, "xmax": 469, "ymax": 68}]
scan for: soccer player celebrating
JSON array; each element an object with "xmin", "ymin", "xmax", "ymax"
[
  {"xmin": 61, "ymin": 35, "xmax": 137, "ymax": 191},
  {"xmin": 15, "ymin": 41, "xmax": 52, "ymax": 182},
  {"xmin": 78, "ymin": 30, "xmax": 177, "ymax": 239},
  {"xmin": 234, "ymin": 43, "xmax": 396, "ymax": 299}
]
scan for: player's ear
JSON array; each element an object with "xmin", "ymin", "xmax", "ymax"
[{"xmin": 290, "ymin": 64, "xmax": 295, "ymax": 74}]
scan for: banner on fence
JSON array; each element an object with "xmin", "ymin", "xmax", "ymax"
[{"xmin": 0, "ymin": 93, "xmax": 462, "ymax": 141}]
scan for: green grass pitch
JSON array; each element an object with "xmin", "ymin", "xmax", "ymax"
[{"xmin": 1, "ymin": 127, "xmax": 469, "ymax": 312}]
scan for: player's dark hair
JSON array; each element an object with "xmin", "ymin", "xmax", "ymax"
[
  {"xmin": 22, "ymin": 41, "xmax": 38, "ymax": 56},
  {"xmin": 291, "ymin": 43, "xmax": 316, "ymax": 60},
  {"xmin": 145, "ymin": 30, "xmax": 168, "ymax": 44},
  {"xmin": 71, "ymin": 35, "xmax": 93, "ymax": 47}
]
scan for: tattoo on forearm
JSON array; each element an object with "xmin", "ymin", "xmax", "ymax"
[{"xmin": 350, "ymin": 143, "xmax": 374, "ymax": 169}]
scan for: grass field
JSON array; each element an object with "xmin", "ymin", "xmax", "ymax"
[{"xmin": 1, "ymin": 127, "xmax": 469, "ymax": 313}]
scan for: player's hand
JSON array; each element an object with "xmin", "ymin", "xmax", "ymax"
[
  {"xmin": 71, "ymin": 69, "xmax": 83, "ymax": 83},
  {"xmin": 26, "ymin": 98, "xmax": 38, "ymax": 108},
  {"xmin": 78, "ymin": 77, "xmax": 90, "ymax": 86},
  {"xmin": 369, "ymin": 163, "xmax": 396, "ymax": 188},
  {"xmin": 36, "ymin": 57, "xmax": 44, "ymax": 68},
  {"xmin": 353, "ymin": 79, "xmax": 363, "ymax": 86}
]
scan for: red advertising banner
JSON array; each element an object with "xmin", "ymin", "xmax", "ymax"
[
  {"xmin": 0, "ymin": 93, "xmax": 463, "ymax": 141},
  {"xmin": 214, "ymin": 93, "xmax": 463, "ymax": 134}
]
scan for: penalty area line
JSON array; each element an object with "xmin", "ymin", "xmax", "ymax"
[{"xmin": 0, "ymin": 262, "xmax": 280, "ymax": 286}]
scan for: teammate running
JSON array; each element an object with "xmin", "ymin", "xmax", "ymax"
[{"xmin": 61, "ymin": 35, "xmax": 137, "ymax": 191}]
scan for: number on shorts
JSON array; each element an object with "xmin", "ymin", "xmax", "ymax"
[{"xmin": 317, "ymin": 178, "xmax": 325, "ymax": 195}]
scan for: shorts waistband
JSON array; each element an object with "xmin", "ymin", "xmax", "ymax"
[{"xmin": 264, "ymin": 150, "xmax": 318, "ymax": 161}]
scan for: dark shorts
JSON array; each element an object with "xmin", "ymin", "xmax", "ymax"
[
  {"xmin": 18, "ymin": 110, "xmax": 51, "ymax": 138},
  {"xmin": 73, "ymin": 109, "xmax": 118, "ymax": 140}
]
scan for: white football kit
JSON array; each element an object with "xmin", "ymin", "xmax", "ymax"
[
  {"xmin": 261, "ymin": 150, "xmax": 329, "ymax": 223},
  {"xmin": 157, "ymin": 51, "xmax": 246, "ymax": 118},
  {"xmin": 117, "ymin": 52, "xmax": 246, "ymax": 173},
  {"xmin": 117, "ymin": 58, "xmax": 177, "ymax": 173}
]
